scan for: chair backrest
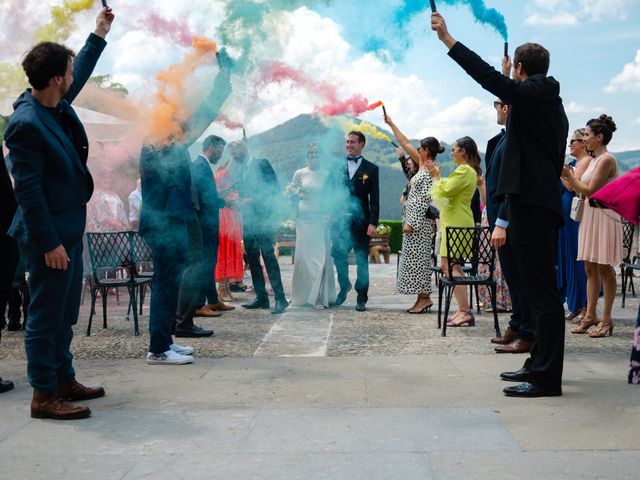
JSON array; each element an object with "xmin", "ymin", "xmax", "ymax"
[
  {"xmin": 131, "ymin": 231, "xmax": 153, "ymax": 272},
  {"xmin": 444, "ymin": 226, "xmax": 495, "ymax": 281},
  {"xmin": 86, "ymin": 231, "xmax": 134, "ymax": 279},
  {"xmin": 622, "ymin": 220, "xmax": 635, "ymax": 262}
]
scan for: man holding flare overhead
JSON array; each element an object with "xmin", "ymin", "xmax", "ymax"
[{"xmin": 431, "ymin": 12, "xmax": 569, "ymax": 398}]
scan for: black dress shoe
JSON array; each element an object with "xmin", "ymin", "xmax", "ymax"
[
  {"xmin": 503, "ymin": 382, "xmax": 562, "ymax": 398},
  {"xmin": 499, "ymin": 367, "xmax": 530, "ymax": 382},
  {"xmin": 242, "ymin": 299, "xmax": 270, "ymax": 309},
  {"xmin": 355, "ymin": 302, "xmax": 366, "ymax": 312},
  {"xmin": 7, "ymin": 322, "xmax": 23, "ymax": 331},
  {"xmin": 271, "ymin": 299, "xmax": 289, "ymax": 315},
  {"xmin": 335, "ymin": 286, "xmax": 352, "ymax": 306},
  {"xmin": 174, "ymin": 325, "xmax": 214, "ymax": 338},
  {"xmin": 0, "ymin": 378, "xmax": 15, "ymax": 394}
]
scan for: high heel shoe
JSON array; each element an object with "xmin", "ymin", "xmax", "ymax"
[
  {"xmin": 447, "ymin": 310, "xmax": 475, "ymax": 327},
  {"xmin": 588, "ymin": 321, "xmax": 614, "ymax": 338},
  {"xmin": 570, "ymin": 316, "xmax": 598, "ymax": 334},
  {"xmin": 408, "ymin": 301, "xmax": 433, "ymax": 314}
]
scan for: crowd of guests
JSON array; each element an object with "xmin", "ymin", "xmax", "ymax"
[{"xmin": 1, "ymin": 7, "xmax": 639, "ymax": 422}]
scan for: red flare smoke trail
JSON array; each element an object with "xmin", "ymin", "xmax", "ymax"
[
  {"xmin": 215, "ymin": 113, "xmax": 244, "ymax": 130},
  {"xmin": 259, "ymin": 61, "xmax": 383, "ymax": 117},
  {"xmin": 145, "ymin": 13, "xmax": 193, "ymax": 48}
]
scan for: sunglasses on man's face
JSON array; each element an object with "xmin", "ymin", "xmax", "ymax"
[{"xmin": 493, "ymin": 101, "xmax": 504, "ymax": 109}]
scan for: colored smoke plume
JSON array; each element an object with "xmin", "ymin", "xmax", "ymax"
[
  {"xmin": 35, "ymin": 0, "xmax": 95, "ymax": 43},
  {"xmin": 149, "ymin": 36, "xmax": 218, "ymax": 144},
  {"xmin": 215, "ymin": 113, "xmax": 244, "ymax": 130},
  {"xmin": 259, "ymin": 61, "xmax": 382, "ymax": 117},
  {"xmin": 143, "ymin": 13, "xmax": 193, "ymax": 48},
  {"xmin": 334, "ymin": 117, "xmax": 393, "ymax": 144}
]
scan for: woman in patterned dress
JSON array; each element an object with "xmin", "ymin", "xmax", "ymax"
[{"xmin": 384, "ymin": 114, "xmax": 442, "ymax": 314}]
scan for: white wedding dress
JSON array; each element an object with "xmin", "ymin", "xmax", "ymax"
[{"xmin": 290, "ymin": 167, "xmax": 337, "ymax": 307}]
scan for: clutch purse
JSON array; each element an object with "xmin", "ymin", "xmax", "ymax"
[{"xmin": 570, "ymin": 195, "xmax": 584, "ymax": 222}]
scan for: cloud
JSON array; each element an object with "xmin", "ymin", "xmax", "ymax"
[
  {"xmin": 565, "ymin": 101, "xmax": 605, "ymax": 114},
  {"xmin": 604, "ymin": 49, "xmax": 640, "ymax": 93},
  {"xmin": 524, "ymin": 0, "xmax": 634, "ymax": 28},
  {"xmin": 632, "ymin": 117, "xmax": 640, "ymax": 125}
]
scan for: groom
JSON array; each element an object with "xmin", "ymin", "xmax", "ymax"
[{"xmin": 331, "ymin": 131, "xmax": 380, "ymax": 312}]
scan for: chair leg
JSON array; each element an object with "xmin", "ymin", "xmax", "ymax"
[
  {"xmin": 442, "ymin": 285, "xmax": 454, "ymax": 337},
  {"xmin": 437, "ymin": 281, "xmax": 444, "ymax": 329},
  {"xmin": 490, "ymin": 284, "xmax": 501, "ymax": 337},
  {"xmin": 129, "ymin": 286, "xmax": 140, "ymax": 336},
  {"xmin": 115, "ymin": 286, "xmax": 120, "ymax": 305},
  {"xmin": 474, "ymin": 285, "xmax": 480, "ymax": 313},
  {"xmin": 622, "ymin": 267, "xmax": 628, "ymax": 308},
  {"xmin": 87, "ymin": 287, "xmax": 98, "ymax": 336},
  {"xmin": 101, "ymin": 287, "xmax": 108, "ymax": 329},
  {"xmin": 139, "ymin": 285, "xmax": 145, "ymax": 316}
]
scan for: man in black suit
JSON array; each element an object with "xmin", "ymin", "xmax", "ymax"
[
  {"xmin": 331, "ymin": 131, "xmax": 380, "ymax": 312},
  {"xmin": 484, "ymin": 100, "xmax": 531, "ymax": 355},
  {"xmin": 4, "ymin": 9, "xmax": 114, "ymax": 418},
  {"xmin": 0, "ymin": 148, "xmax": 16, "ymax": 394},
  {"xmin": 433, "ymin": 14, "xmax": 568, "ymax": 397},
  {"xmin": 232, "ymin": 142, "xmax": 288, "ymax": 315}
]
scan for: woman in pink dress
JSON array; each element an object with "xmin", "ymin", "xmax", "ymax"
[
  {"xmin": 561, "ymin": 115, "xmax": 622, "ymax": 338},
  {"xmin": 215, "ymin": 162, "xmax": 244, "ymax": 302}
]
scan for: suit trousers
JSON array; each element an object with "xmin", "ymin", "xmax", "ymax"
[
  {"xmin": 21, "ymin": 240, "xmax": 83, "ymax": 392},
  {"xmin": 331, "ymin": 221, "xmax": 369, "ymax": 303},
  {"xmin": 145, "ymin": 221, "xmax": 189, "ymax": 354},
  {"xmin": 0, "ymin": 233, "xmax": 19, "ymax": 331},
  {"xmin": 498, "ymin": 239, "xmax": 532, "ymax": 341},
  {"xmin": 199, "ymin": 228, "xmax": 219, "ymax": 306},
  {"xmin": 508, "ymin": 201, "xmax": 564, "ymax": 389},
  {"xmin": 175, "ymin": 219, "xmax": 204, "ymax": 331},
  {"xmin": 244, "ymin": 231, "xmax": 286, "ymax": 303}
]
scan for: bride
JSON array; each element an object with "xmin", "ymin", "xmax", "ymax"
[{"xmin": 289, "ymin": 143, "xmax": 337, "ymax": 308}]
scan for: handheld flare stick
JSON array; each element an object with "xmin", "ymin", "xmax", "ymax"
[
  {"xmin": 101, "ymin": 0, "xmax": 109, "ymax": 8},
  {"xmin": 429, "ymin": 0, "xmax": 437, "ymax": 13},
  {"xmin": 504, "ymin": 42, "xmax": 509, "ymax": 58},
  {"xmin": 242, "ymin": 128, "xmax": 247, "ymax": 142}
]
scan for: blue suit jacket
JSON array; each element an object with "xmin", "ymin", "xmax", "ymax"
[
  {"xmin": 138, "ymin": 68, "xmax": 231, "ymax": 239},
  {"xmin": 192, "ymin": 154, "xmax": 223, "ymax": 234},
  {"xmin": 484, "ymin": 130, "xmax": 508, "ymax": 230},
  {"xmin": 4, "ymin": 34, "xmax": 106, "ymax": 254}
]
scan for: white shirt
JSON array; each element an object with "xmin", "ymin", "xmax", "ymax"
[
  {"xmin": 128, "ymin": 188, "xmax": 142, "ymax": 223},
  {"xmin": 347, "ymin": 156, "xmax": 363, "ymax": 180}
]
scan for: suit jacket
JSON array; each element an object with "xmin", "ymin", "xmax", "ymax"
[
  {"xmin": 192, "ymin": 154, "xmax": 223, "ymax": 233},
  {"xmin": 484, "ymin": 130, "xmax": 509, "ymax": 230},
  {"xmin": 237, "ymin": 157, "xmax": 281, "ymax": 235},
  {"xmin": 139, "ymin": 68, "xmax": 232, "ymax": 238},
  {"xmin": 449, "ymin": 42, "xmax": 569, "ymax": 225},
  {"xmin": 342, "ymin": 158, "xmax": 380, "ymax": 228},
  {"xmin": 4, "ymin": 34, "xmax": 106, "ymax": 253},
  {"xmin": 1, "ymin": 149, "xmax": 17, "ymax": 236}
]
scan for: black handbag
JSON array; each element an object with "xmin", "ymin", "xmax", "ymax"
[{"xmin": 426, "ymin": 205, "xmax": 439, "ymax": 220}]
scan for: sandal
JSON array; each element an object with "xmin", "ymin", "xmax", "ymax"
[
  {"xmin": 447, "ymin": 310, "xmax": 476, "ymax": 327},
  {"xmin": 408, "ymin": 301, "xmax": 433, "ymax": 314},
  {"xmin": 588, "ymin": 321, "xmax": 614, "ymax": 338},
  {"xmin": 570, "ymin": 316, "xmax": 598, "ymax": 334},
  {"xmin": 570, "ymin": 307, "xmax": 586, "ymax": 324}
]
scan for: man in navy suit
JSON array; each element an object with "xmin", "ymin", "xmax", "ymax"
[
  {"xmin": 3, "ymin": 8, "xmax": 114, "ymax": 419},
  {"xmin": 484, "ymin": 100, "xmax": 531, "ymax": 355},
  {"xmin": 331, "ymin": 131, "xmax": 380, "ymax": 312},
  {"xmin": 140, "ymin": 51, "xmax": 232, "ymax": 363},
  {"xmin": 173, "ymin": 135, "xmax": 234, "ymax": 336}
]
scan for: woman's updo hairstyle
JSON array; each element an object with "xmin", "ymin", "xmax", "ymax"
[
  {"xmin": 420, "ymin": 136, "xmax": 445, "ymax": 159},
  {"xmin": 587, "ymin": 114, "xmax": 617, "ymax": 146}
]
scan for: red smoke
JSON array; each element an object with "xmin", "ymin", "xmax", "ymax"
[
  {"xmin": 144, "ymin": 13, "xmax": 193, "ymax": 48},
  {"xmin": 215, "ymin": 113, "xmax": 244, "ymax": 130},
  {"xmin": 258, "ymin": 61, "xmax": 383, "ymax": 117}
]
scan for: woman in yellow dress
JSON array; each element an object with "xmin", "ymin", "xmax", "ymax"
[{"xmin": 426, "ymin": 136, "xmax": 482, "ymax": 327}]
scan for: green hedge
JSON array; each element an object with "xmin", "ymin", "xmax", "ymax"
[{"xmin": 379, "ymin": 219, "xmax": 403, "ymax": 253}]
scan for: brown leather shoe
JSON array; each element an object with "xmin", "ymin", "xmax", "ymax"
[
  {"xmin": 194, "ymin": 307, "xmax": 222, "ymax": 317},
  {"xmin": 31, "ymin": 390, "xmax": 91, "ymax": 420},
  {"xmin": 490, "ymin": 327, "xmax": 517, "ymax": 345},
  {"xmin": 207, "ymin": 302, "xmax": 235, "ymax": 311},
  {"xmin": 57, "ymin": 378, "xmax": 105, "ymax": 401},
  {"xmin": 495, "ymin": 339, "xmax": 531, "ymax": 354}
]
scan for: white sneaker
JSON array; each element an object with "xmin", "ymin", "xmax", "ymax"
[
  {"xmin": 170, "ymin": 343, "xmax": 194, "ymax": 356},
  {"xmin": 146, "ymin": 350, "xmax": 193, "ymax": 365}
]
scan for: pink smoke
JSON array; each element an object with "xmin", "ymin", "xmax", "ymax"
[
  {"xmin": 215, "ymin": 113, "xmax": 244, "ymax": 130},
  {"xmin": 144, "ymin": 13, "xmax": 193, "ymax": 48},
  {"xmin": 258, "ymin": 61, "xmax": 382, "ymax": 117}
]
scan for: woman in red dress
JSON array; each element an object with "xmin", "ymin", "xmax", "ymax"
[{"xmin": 215, "ymin": 162, "xmax": 244, "ymax": 301}]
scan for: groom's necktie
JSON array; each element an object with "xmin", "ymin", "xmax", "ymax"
[{"xmin": 347, "ymin": 156, "xmax": 362, "ymax": 162}]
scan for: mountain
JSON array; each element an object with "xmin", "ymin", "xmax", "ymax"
[{"xmin": 244, "ymin": 113, "xmax": 456, "ymax": 221}]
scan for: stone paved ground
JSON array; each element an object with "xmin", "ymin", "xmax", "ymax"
[{"xmin": 1, "ymin": 256, "xmax": 639, "ymax": 479}]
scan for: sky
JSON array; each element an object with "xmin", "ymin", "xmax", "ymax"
[{"xmin": 1, "ymin": 0, "xmax": 639, "ymax": 152}]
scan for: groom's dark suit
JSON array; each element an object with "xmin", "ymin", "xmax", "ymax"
[{"xmin": 331, "ymin": 157, "xmax": 379, "ymax": 304}]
